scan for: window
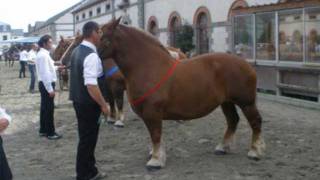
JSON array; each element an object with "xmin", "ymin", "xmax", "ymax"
[
  {"xmin": 279, "ymin": 9, "xmax": 303, "ymax": 62},
  {"xmin": 256, "ymin": 12, "xmax": 276, "ymax": 60},
  {"xmin": 305, "ymin": 7, "xmax": 320, "ymax": 63},
  {"xmin": 76, "ymin": 15, "xmax": 79, "ymax": 22},
  {"xmin": 106, "ymin": 4, "xmax": 111, "ymax": 11},
  {"xmin": 89, "ymin": 11, "xmax": 93, "ymax": 17},
  {"xmin": 82, "ymin": 13, "xmax": 86, "ymax": 19},
  {"xmin": 97, "ymin": 7, "xmax": 101, "ymax": 15},
  {"xmin": 233, "ymin": 15, "xmax": 254, "ymax": 59},
  {"xmin": 3, "ymin": 35, "xmax": 7, "ymax": 41}
]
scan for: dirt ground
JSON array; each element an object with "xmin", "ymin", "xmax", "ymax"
[{"xmin": 0, "ymin": 61, "xmax": 319, "ymax": 180}]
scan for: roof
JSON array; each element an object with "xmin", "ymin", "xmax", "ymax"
[
  {"xmin": 36, "ymin": 1, "xmax": 82, "ymax": 30},
  {"xmin": 72, "ymin": 0, "xmax": 106, "ymax": 14},
  {"xmin": 233, "ymin": 0, "xmax": 320, "ymax": 14},
  {"xmin": 11, "ymin": 29, "xmax": 24, "ymax": 36}
]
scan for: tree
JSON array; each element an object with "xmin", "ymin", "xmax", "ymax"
[{"xmin": 175, "ymin": 23, "xmax": 195, "ymax": 54}]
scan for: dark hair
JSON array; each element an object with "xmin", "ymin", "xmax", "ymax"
[
  {"xmin": 38, "ymin": 35, "xmax": 52, "ymax": 47},
  {"xmin": 83, "ymin": 21, "xmax": 100, "ymax": 38}
]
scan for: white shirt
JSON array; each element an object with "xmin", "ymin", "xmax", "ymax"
[
  {"xmin": 19, "ymin": 50, "xmax": 29, "ymax": 61},
  {"xmin": 82, "ymin": 40, "xmax": 103, "ymax": 85},
  {"xmin": 28, "ymin": 50, "xmax": 37, "ymax": 65},
  {"xmin": 36, "ymin": 48, "xmax": 57, "ymax": 93}
]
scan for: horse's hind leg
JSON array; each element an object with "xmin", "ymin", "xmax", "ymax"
[
  {"xmin": 215, "ymin": 102, "xmax": 239, "ymax": 155},
  {"xmin": 240, "ymin": 103, "xmax": 266, "ymax": 160}
]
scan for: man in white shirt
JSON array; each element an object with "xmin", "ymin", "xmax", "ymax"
[
  {"xmin": 0, "ymin": 107, "xmax": 12, "ymax": 180},
  {"xmin": 28, "ymin": 44, "xmax": 38, "ymax": 93},
  {"xmin": 36, "ymin": 35, "xmax": 62, "ymax": 140},
  {"xmin": 69, "ymin": 21, "xmax": 109, "ymax": 180},
  {"xmin": 19, "ymin": 46, "xmax": 29, "ymax": 78}
]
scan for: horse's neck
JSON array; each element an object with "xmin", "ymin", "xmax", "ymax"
[{"xmin": 115, "ymin": 43, "xmax": 172, "ymax": 81}]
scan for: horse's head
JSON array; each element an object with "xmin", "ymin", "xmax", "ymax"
[
  {"xmin": 53, "ymin": 34, "xmax": 83, "ymax": 65},
  {"xmin": 98, "ymin": 17, "xmax": 122, "ymax": 60},
  {"xmin": 53, "ymin": 36, "xmax": 73, "ymax": 61}
]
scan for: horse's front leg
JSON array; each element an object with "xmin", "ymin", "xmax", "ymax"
[{"xmin": 143, "ymin": 118, "xmax": 166, "ymax": 170}]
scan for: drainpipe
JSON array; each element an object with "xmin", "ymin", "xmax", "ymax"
[{"xmin": 138, "ymin": 0, "xmax": 145, "ymax": 29}]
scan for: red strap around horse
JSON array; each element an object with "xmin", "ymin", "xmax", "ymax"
[{"xmin": 130, "ymin": 59, "xmax": 180, "ymax": 106}]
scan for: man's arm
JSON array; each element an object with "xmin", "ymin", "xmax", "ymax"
[{"xmin": 83, "ymin": 53, "xmax": 109, "ymax": 115}]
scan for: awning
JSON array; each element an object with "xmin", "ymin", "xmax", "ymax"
[{"xmin": 1, "ymin": 37, "xmax": 40, "ymax": 43}]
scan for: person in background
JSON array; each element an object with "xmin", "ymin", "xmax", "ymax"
[
  {"xmin": 36, "ymin": 35, "xmax": 63, "ymax": 140},
  {"xmin": 28, "ymin": 44, "xmax": 38, "ymax": 93},
  {"xmin": 0, "ymin": 107, "xmax": 13, "ymax": 180},
  {"xmin": 19, "ymin": 46, "xmax": 28, "ymax": 78}
]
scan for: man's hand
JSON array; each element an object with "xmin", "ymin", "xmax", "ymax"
[
  {"xmin": 0, "ymin": 118, "xmax": 9, "ymax": 133},
  {"xmin": 49, "ymin": 91, "xmax": 55, "ymax": 98},
  {"xmin": 101, "ymin": 103, "xmax": 110, "ymax": 116},
  {"xmin": 58, "ymin": 65, "xmax": 66, "ymax": 71}
]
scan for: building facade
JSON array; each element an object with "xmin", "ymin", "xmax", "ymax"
[{"xmin": 27, "ymin": 2, "xmax": 83, "ymax": 43}]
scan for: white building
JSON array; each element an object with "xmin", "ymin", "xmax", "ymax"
[
  {"xmin": 72, "ymin": 0, "xmax": 320, "ymax": 104},
  {"xmin": 0, "ymin": 21, "xmax": 12, "ymax": 50},
  {"xmin": 28, "ymin": 2, "xmax": 83, "ymax": 44}
]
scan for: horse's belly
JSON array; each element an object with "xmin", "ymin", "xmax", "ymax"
[{"xmin": 163, "ymin": 94, "xmax": 222, "ymax": 120}]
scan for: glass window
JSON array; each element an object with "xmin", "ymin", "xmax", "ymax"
[
  {"xmin": 305, "ymin": 7, "xmax": 320, "ymax": 63},
  {"xmin": 279, "ymin": 9, "xmax": 303, "ymax": 62},
  {"xmin": 89, "ymin": 11, "xmax": 93, "ymax": 17},
  {"xmin": 106, "ymin": 4, "xmax": 111, "ymax": 11},
  {"xmin": 82, "ymin": 13, "xmax": 86, "ymax": 19},
  {"xmin": 256, "ymin": 12, "xmax": 276, "ymax": 60},
  {"xmin": 233, "ymin": 15, "xmax": 254, "ymax": 59},
  {"xmin": 97, "ymin": 7, "xmax": 101, "ymax": 15}
]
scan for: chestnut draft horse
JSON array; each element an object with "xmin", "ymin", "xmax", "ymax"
[
  {"xmin": 99, "ymin": 18, "xmax": 266, "ymax": 170},
  {"xmin": 54, "ymin": 35, "xmax": 188, "ymax": 127}
]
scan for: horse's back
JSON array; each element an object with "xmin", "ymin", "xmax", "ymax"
[{"xmin": 175, "ymin": 53, "xmax": 257, "ymax": 104}]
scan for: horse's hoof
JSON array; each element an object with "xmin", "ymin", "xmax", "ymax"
[
  {"xmin": 114, "ymin": 121, "xmax": 125, "ymax": 128},
  {"xmin": 248, "ymin": 156, "xmax": 260, "ymax": 161},
  {"xmin": 214, "ymin": 149, "xmax": 227, "ymax": 155},
  {"xmin": 247, "ymin": 150, "xmax": 261, "ymax": 161},
  {"xmin": 214, "ymin": 143, "xmax": 229, "ymax": 155},
  {"xmin": 147, "ymin": 154, "xmax": 152, "ymax": 161},
  {"xmin": 146, "ymin": 165, "xmax": 162, "ymax": 171}
]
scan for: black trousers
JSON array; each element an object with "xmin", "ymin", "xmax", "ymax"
[
  {"xmin": 39, "ymin": 82, "xmax": 56, "ymax": 136},
  {"xmin": 19, "ymin": 61, "xmax": 26, "ymax": 78},
  {"xmin": 73, "ymin": 102, "xmax": 101, "ymax": 180},
  {"xmin": 0, "ymin": 137, "xmax": 12, "ymax": 180}
]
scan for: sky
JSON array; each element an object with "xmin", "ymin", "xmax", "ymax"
[{"xmin": 0, "ymin": 0, "xmax": 82, "ymax": 32}]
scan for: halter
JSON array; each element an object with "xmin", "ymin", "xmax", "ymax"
[
  {"xmin": 105, "ymin": 66, "xmax": 119, "ymax": 77},
  {"xmin": 130, "ymin": 60, "xmax": 180, "ymax": 106}
]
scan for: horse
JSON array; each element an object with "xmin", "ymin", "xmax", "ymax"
[
  {"xmin": 98, "ymin": 18, "xmax": 266, "ymax": 170},
  {"xmin": 4, "ymin": 45, "xmax": 19, "ymax": 67},
  {"xmin": 54, "ymin": 34, "xmax": 188, "ymax": 127}
]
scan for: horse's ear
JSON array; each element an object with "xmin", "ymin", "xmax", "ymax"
[
  {"xmin": 111, "ymin": 17, "xmax": 122, "ymax": 30},
  {"xmin": 60, "ymin": 35, "xmax": 64, "ymax": 42},
  {"xmin": 76, "ymin": 30, "xmax": 81, "ymax": 37}
]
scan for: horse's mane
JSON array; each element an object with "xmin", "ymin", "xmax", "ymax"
[{"xmin": 118, "ymin": 24, "xmax": 171, "ymax": 57}]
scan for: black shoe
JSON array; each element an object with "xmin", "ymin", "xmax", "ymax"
[
  {"xmin": 39, "ymin": 133, "xmax": 47, "ymax": 137},
  {"xmin": 47, "ymin": 133, "xmax": 62, "ymax": 140}
]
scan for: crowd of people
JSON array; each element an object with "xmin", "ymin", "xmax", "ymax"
[{"xmin": 1, "ymin": 21, "xmax": 110, "ymax": 180}]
